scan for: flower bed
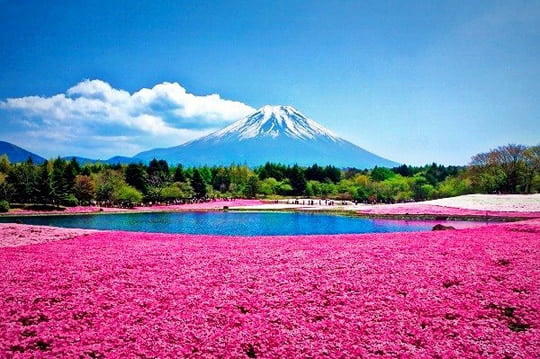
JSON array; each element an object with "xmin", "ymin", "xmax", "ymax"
[
  {"xmin": 5, "ymin": 200, "xmax": 265, "ymax": 216},
  {"xmin": 0, "ymin": 224, "xmax": 94, "ymax": 248},
  {"xmin": 358, "ymin": 203, "xmax": 540, "ymax": 219},
  {"xmin": 1, "ymin": 220, "xmax": 539, "ymax": 357}
]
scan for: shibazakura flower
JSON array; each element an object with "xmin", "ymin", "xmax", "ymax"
[{"xmin": 0, "ymin": 220, "xmax": 539, "ymax": 357}]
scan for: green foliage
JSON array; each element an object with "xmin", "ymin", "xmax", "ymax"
[
  {"xmin": 0, "ymin": 155, "xmax": 11, "ymax": 173},
  {"xmin": 469, "ymin": 144, "xmax": 534, "ymax": 193},
  {"xmin": 173, "ymin": 164, "xmax": 186, "ymax": 182},
  {"xmin": 244, "ymin": 175, "xmax": 260, "ymax": 198},
  {"xmin": 7, "ymin": 161, "xmax": 38, "ymax": 203},
  {"xmin": 1, "ymin": 143, "xmax": 535, "ymax": 208},
  {"xmin": 370, "ymin": 167, "xmax": 395, "ymax": 182},
  {"xmin": 161, "ymin": 182, "xmax": 193, "ymax": 200},
  {"xmin": 115, "ymin": 184, "xmax": 143, "ymax": 204},
  {"xmin": 62, "ymin": 194, "xmax": 79, "ymax": 207},
  {"xmin": 259, "ymin": 177, "xmax": 279, "ymax": 196},
  {"xmin": 192, "ymin": 169, "xmax": 207, "ymax": 198},
  {"xmin": 289, "ymin": 165, "xmax": 307, "ymax": 195},
  {"xmin": 437, "ymin": 177, "xmax": 471, "ymax": 198},
  {"xmin": 36, "ymin": 161, "xmax": 54, "ymax": 204},
  {"xmin": 125, "ymin": 164, "xmax": 148, "ymax": 193},
  {"xmin": 0, "ymin": 200, "xmax": 9, "ymax": 212}
]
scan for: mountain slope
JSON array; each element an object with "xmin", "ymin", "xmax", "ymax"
[
  {"xmin": 0, "ymin": 141, "xmax": 46, "ymax": 164},
  {"xmin": 136, "ymin": 105, "xmax": 399, "ymax": 168}
]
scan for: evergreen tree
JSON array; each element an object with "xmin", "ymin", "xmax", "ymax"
[
  {"xmin": 173, "ymin": 164, "xmax": 186, "ymax": 182},
  {"xmin": 192, "ymin": 169, "xmax": 207, "ymax": 198},
  {"xmin": 51, "ymin": 158, "xmax": 69, "ymax": 206},
  {"xmin": 36, "ymin": 161, "xmax": 54, "ymax": 204},
  {"xmin": 289, "ymin": 165, "xmax": 307, "ymax": 195},
  {"xmin": 125, "ymin": 164, "xmax": 148, "ymax": 193}
]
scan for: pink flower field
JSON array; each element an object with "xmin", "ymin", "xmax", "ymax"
[
  {"xmin": 1, "ymin": 220, "xmax": 539, "ymax": 357},
  {"xmin": 0, "ymin": 224, "xmax": 94, "ymax": 248},
  {"xmin": 357, "ymin": 204, "xmax": 540, "ymax": 219},
  {"xmin": 7, "ymin": 199, "xmax": 264, "ymax": 216}
]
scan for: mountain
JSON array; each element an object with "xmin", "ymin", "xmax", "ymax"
[
  {"xmin": 62, "ymin": 156, "xmax": 99, "ymax": 165},
  {"xmin": 62, "ymin": 156, "xmax": 141, "ymax": 165},
  {"xmin": 0, "ymin": 141, "xmax": 46, "ymax": 164},
  {"xmin": 135, "ymin": 105, "xmax": 399, "ymax": 168}
]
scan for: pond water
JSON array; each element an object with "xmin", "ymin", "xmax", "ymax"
[{"xmin": 0, "ymin": 211, "xmax": 491, "ymax": 236}]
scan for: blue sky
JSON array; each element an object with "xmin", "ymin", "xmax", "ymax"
[{"xmin": 0, "ymin": 0, "xmax": 539, "ymax": 165}]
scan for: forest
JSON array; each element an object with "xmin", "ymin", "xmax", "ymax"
[{"xmin": 0, "ymin": 144, "xmax": 538, "ymax": 212}]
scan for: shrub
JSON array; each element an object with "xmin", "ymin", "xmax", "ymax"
[
  {"xmin": 62, "ymin": 194, "xmax": 79, "ymax": 207},
  {"xmin": 0, "ymin": 200, "xmax": 9, "ymax": 212}
]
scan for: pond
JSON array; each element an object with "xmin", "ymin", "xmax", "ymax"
[{"xmin": 0, "ymin": 211, "xmax": 491, "ymax": 236}]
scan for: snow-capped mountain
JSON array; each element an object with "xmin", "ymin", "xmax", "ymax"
[
  {"xmin": 135, "ymin": 105, "xmax": 399, "ymax": 168},
  {"xmin": 208, "ymin": 105, "xmax": 341, "ymax": 142}
]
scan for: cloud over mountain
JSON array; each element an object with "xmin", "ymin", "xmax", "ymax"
[{"xmin": 0, "ymin": 80, "xmax": 254, "ymax": 159}]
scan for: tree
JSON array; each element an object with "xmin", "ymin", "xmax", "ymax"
[
  {"xmin": 305, "ymin": 164, "xmax": 325, "ymax": 182},
  {"xmin": 524, "ymin": 145, "xmax": 540, "ymax": 193},
  {"xmin": 36, "ymin": 161, "xmax": 54, "ymax": 204},
  {"xmin": 125, "ymin": 164, "xmax": 148, "ymax": 193},
  {"xmin": 370, "ymin": 167, "xmax": 395, "ymax": 182},
  {"xmin": 191, "ymin": 169, "xmax": 207, "ymax": 198},
  {"xmin": 148, "ymin": 159, "xmax": 170, "ymax": 182},
  {"xmin": 64, "ymin": 158, "xmax": 80, "ymax": 192},
  {"xmin": 323, "ymin": 165, "xmax": 341, "ymax": 183},
  {"xmin": 50, "ymin": 158, "xmax": 70, "ymax": 206},
  {"xmin": 412, "ymin": 176, "xmax": 435, "ymax": 201},
  {"xmin": 259, "ymin": 177, "xmax": 279, "ymax": 196},
  {"xmin": 161, "ymin": 182, "xmax": 194, "ymax": 200},
  {"xmin": 212, "ymin": 167, "xmax": 230, "ymax": 192},
  {"xmin": 114, "ymin": 184, "xmax": 143, "ymax": 205},
  {"xmin": 244, "ymin": 175, "xmax": 260, "ymax": 198},
  {"xmin": 0, "ymin": 155, "xmax": 11, "ymax": 173},
  {"xmin": 289, "ymin": 165, "xmax": 307, "ymax": 195},
  {"xmin": 73, "ymin": 175, "xmax": 96, "ymax": 203},
  {"xmin": 470, "ymin": 144, "xmax": 529, "ymax": 193},
  {"xmin": 7, "ymin": 161, "xmax": 38, "ymax": 203},
  {"xmin": 173, "ymin": 164, "xmax": 186, "ymax": 183}
]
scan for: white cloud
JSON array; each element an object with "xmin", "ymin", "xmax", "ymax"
[{"xmin": 0, "ymin": 79, "xmax": 255, "ymax": 159}]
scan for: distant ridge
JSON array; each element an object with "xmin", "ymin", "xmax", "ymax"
[
  {"xmin": 136, "ymin": 105, "xmax": 399, "ymax": 168},
  {"xmin": 62, "ymin": 156, "xmax": 141, "ymax": 165},
  {"xmin": 0, "ymin": 141, "xmax": 46, "ymax": 164}
]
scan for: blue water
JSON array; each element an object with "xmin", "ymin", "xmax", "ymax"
[{"xmin": 0, "ymin": 211, "xmax": 484, "ymax": 236}]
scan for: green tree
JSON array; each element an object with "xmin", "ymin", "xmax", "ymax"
[
  {"xmin": 8, "ymin": 161, "xmax": 38, "ymax": 203},
  {"xmin": 259, "ymin": 177, "xmax": 279, "ymax": 196},
  {"xmin": 173, "ymin": 164, "xmax": 186, "ymax": 182},
  {"xmin": 114, "ymin": 184, "xmax": 143, "ymax": 205},
  {"xmin": 244, "ymin": 175, "xmax": 260, "ymax": 198},
  {"xmin": 192, "ymin": 169, "xmax": 207, "ymax": 198},
  {"xmin": 370, "ymin": 167, "xmax": 395, "ymax": 182},
  {"xmin": 125, "ymin": 164, "xmax": 148, "ymax": 193},
  {"xmin": 51, "ymin": 158, "xmax": 70, "ymax": 206},
  {"xmin": 36, "ymin": 161, "xmax": 54, "ymax": 204},
  {"xmin": 289, "ymin": 165, "xmax": 307, "ymax": 195}
]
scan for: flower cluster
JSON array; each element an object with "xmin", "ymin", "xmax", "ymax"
[{"xmin": 0, "ymin": 220, "xmax": 539, "ymax": 357}]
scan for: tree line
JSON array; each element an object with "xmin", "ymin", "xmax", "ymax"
[{"xmin": 0, "ymin": 143, "xmax": 538, "ymax": 212}]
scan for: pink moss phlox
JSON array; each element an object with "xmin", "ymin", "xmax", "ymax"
[
  {"xmin": 0, "ymin": 224, "xmax": 93, "ymax": 248},
  {"xmin": 6, "ymin": 200, "xmax": 265, "ymax": 216},
  {"xmin": 358, "ymin": 203, "xmax": 540, "ymax": 218},
  {"xmin": 1, "ymin": 220, "xmax": 539, "ymax": 357}
]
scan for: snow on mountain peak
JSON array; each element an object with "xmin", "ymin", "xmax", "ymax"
[{"xmin": 206, "ymin": 105, "xmax": 342, "ymax": 142}]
